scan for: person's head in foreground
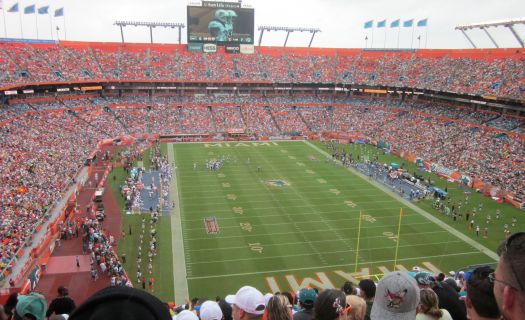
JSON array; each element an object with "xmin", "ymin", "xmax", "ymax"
[
  {"xmin": 68, "ymin": 286, "xmax": 171, "ymax": 320},
  {"xmin": 225, "ymin": 286, "xmax": 265, "ymax": 320},
  {"xmin": 466, "ymin": 266, "xmax": 500, "ymax": 320},
  {"xmin": 417, "ymin": 288, "xmax": 451, "ymax": 319},
  {"xmin": 493, "ymin": 232, "xmax": 525, "ymax": 320},
  {"xmin": 266, "ymin": 294, "xmax": 292, "ymax": 320},
  {"xmin": 345, "ymin": 295, "xmax": 366, "ymax": 320},
  {"xmin": 15, "ymin": 292, "xmax": 47, "ymax": 320},
  {"xmin": 371, "ymin": 272, "xmax": 420, "ymax": 320},
  {"xmin": 314, "ymin": 289, "xmax": 351, "ymax": 320}
]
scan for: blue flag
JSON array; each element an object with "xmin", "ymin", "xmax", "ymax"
[
  {"xmin": 403, "ymin": 19, "xmax": 413, "ymax": 27},
  {"xmin": 38, "ymin": 6, "xmax": 49, "ymax": 14},
  {"xmin": 364, "ymin": 20, "xmax": 373, "ymax": 29},
  {"xmin": 24, "ymin": 4, "xmax": 35, "ymax": 14},
  {"xmin": 390, "ymin": 19, "xmax": 400, "ymax": 28},
  {"xmin": 7, "ymin": 3, "xmax": 18, "ymax": 12},
  {"xmin": 377, "ymin": 20, "xmax": 386, "ymax": 28},
  {"xmin": 54, "ymin": 7, "xmax": 64, "ymax": 17},
  {"xmin": 417, "ymin": 18, "xmax": 428, "ymax": 27}
]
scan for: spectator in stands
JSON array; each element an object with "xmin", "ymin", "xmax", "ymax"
[
  {"xmin": 465, "ymin": 266, "xmax": 500, "ymax": 320},
  {"xmin": 15, "ymin": 292, "xmax": 47, "ymax": 320},
  {"xmin": 345, "ymin": 295, "xmax": 366, "ymax": 320},
  {"xmin": 493, "ymin": 232, "xmax": 525, "ymax": 320},
  {"xmin": 371, "ymin": 272, "xmax": 420, "ymax": 320},
  {"xmin": 69, "ymin": 286, "xmax": 171, "ymax": 320},
  {"xmin": 177, "ymin": 310, "xmax": 200, "ymax": 320},
  {"xmin": 46, "ymin": 285, "xmax": 76, "ymax": 318},
  {"xmin": 415, "ymin": 272, "xmax": 467, "ymax": 320},
  {"xmin": 313, "ymin": 289, "xmax": 350, "ymax": 320},
  {"xmin": 358, "ymin": 279, "xmax": 376, "ymax": 320},
  {"xmin": 199, "ymin": 300, "xmax": 224, "ymax": 320},
  {"xmin": 4, "ymin": 292, "xmax": 18, "ymax": 319},
  {"xmin": 225, "ymin": 286, "xmax": 265, "ymax": 320},
  {"xmin": 266, "ymin": 295, "xmax": 292, "ymax": 320},
  {"xmin": 218, "ymin": 300, "xmax": 233, "ymax": 320},
  {"xmin": 293, "ymin": 288, "xmax": 317, "ymax": 320},
  {"xmin": 341, "ymin": 282, "xmax": 355, "ymax": 295},
  {"xmin": 0, "ymin": 305, "xmax": 7, "ymax": 320},
  {"xmin": 416, "ymin": 288, "xmax": 452, "ymax": 320}
]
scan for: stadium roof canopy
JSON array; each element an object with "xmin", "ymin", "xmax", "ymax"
[{"xmin": 455, "ymin": 18, "xmax": 525, "ymax": 48}]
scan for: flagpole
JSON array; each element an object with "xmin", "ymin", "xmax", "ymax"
[
  {"xmin": 397, "ymin": 26, "xmax": 400, "ymax": 49},
  {"xmin": 393, "ymin": 208, "xmax": 403, "ymax": 270},
  {"xmin": 384, "ymin": 27, "xmax": 387, "ymax": 48},
  {"xmin": 18, "ymin": 9, "xmax": 23, "ymax": 38},
  {"xmin": 354, "ymin": 211, "xmax": 363, "ymax": 272},
  {"xmin": 425, "ymin": 26, "xmax": 428, "ymax": 49},
  {"xmin": 2, "ymin": 9, "xmax": 7, "ymax": 37},
  {"xmin": 35, "ymin": 11, "xmax": 38, "ymax": 39},
  {"xmin": 370, "ymin": 26, "xmax": 374, "ymax": 48},
  {"xmin": 49, "ymin": 13, "xmax": 53, "ymax": 40},
  {"xmin": 410, "ymin": 24, "xmax": 415, "ymax": 49}
]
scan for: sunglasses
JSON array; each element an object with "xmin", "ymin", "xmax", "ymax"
[{"xmin": 502, "ymin": 232, "xmax": 525, "ymax": 291}]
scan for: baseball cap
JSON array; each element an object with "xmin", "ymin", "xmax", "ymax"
[
  {"xmin": 370, "ymin": 272, "xmax": 420, "ymax": 320},
  {"xmin": 199, "ymin": 301, "xmax": 223, "ymax": 320},
  {"xmin": 449, "ymin": 271, "xmax": 456, "ymax": 277},
  {"xmin": 16, "ymin": 292, "xmax": 47, "ymax": 320},
  {"xmin": 298, "ymin": 288, "xmax": 317, "ymax": 305},
  {"xmin": 414, "ymin": 272, "xmax": 435, "ymax": 286},
  {"xmin": 225, "ymin": 286, "xmax": 265, "ymax": 315},
  {"xmin": 176, "ymin": 310, "xmax": 199, "ymax": 320}
]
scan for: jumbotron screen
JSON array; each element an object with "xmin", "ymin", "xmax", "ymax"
[{"xmin": 187, "ymin": 4, "xmax": 254, "ymax": 45}]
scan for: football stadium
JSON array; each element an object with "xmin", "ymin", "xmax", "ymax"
[{"xmin": 0, "ymin": 0, "xmax": 524, "ymax": 319}]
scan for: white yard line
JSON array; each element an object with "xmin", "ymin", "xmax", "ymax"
[
  {"xmin": 304, "ymin": 140, "xmax": 499, "ymax": 261},
  {"xmin": 167, "ymin": 143, "xmax": 189, "ymax": 305}
]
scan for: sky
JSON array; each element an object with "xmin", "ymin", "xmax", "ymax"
[{"xmin": 0, "ymin": 0, "xmax": 524, "ymax": 49}]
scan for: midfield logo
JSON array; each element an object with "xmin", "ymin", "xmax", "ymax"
[{"xmin": 266, "ymin": 179, "xmax": 290, "ymax": 187}]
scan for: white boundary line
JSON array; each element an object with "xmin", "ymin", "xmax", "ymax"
[
  {"xmin": 304, "ymin": 140, "xmax": 499, "ymax": 261},
  {"xmin": 167, "ymin": 143, "xmax": 189, "ymax": 305}
]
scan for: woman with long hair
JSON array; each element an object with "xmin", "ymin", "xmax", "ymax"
[
  {"xmin": 266, "ymin": 294, "xmax": 292, "ymax": 320},
  {"xmin": 416, "ymin": 288, "xmax": 452, "ymax": 320}
]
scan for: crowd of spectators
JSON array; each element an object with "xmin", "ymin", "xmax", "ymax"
[
  {"xmin": 0, "ymin": 94, "xmax": 523, "ymax": 276},
  {"xmin": 0, "ymin": 43, "xmax": 524, "ymax": 98}
]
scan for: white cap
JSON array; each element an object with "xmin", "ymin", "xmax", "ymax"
[
  {"xmin": 199, "ymin": 301, "xmax": 223, "ymax": 320},
  {"xmin": 225, "ymin": 286, "xmax": 266, "ymax": 315},
  {"xmin": 449, "ymin": 271, "xmax": 456, "ymax": 277},
  {"xmin": 176, "ymin": 310, "xmax": 199, "ymax": 320},
  {"xmin": 371, "ymin": 272, "xmax": 420, "ymax": 320},
  {"xmin": 264, "ymin": 293, "xmax": 273, "ymax": 306}
]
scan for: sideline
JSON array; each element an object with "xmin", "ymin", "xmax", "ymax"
[
  {"xmin": 167, "ymin": 143, "xmax": 189, "ymax": 304},
  {"xmin": 304, "ymin": 140, "xmax": 499, "ymax": 261}
]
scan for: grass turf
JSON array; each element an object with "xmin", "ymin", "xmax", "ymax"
[{"xmin": 110, "ymin": 140, "xmax": 524, "ymax": 301}]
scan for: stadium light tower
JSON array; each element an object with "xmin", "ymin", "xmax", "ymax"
[
  {"xmin": 114, "ymin": 21, "xmax": 186, "ymax": 44},
  {"xmin": 258, "ymin": 26, "xmax": 321, "ymax": 47},
  {"xmin": 455, "ymin": 18, "xmax": 525, "ymax": 48}
]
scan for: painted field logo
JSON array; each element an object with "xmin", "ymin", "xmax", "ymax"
[
  {"xmin": 204, "ymin": 217, "xmax": 219, "ymax": 235},
  {"xmin": 266, "ymin": 179, "xmax": 290, "ymax": 187}
]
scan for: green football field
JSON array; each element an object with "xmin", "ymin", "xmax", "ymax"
[{"xmin": 169, "ymin": 140, "xmax": 509, "ymax": 299}]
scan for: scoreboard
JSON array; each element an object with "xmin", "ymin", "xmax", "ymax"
[{"xmin": 187, "ymin": 1, "xmax": 254, "ymax": 45}]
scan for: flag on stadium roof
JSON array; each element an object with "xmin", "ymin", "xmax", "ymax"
[
  {"xmin": 403, "ymin": 19, "xmax": 413, "ymax": 27},
  {"xmin": 54, "ymin": 7, "xmax": 63, "ymax": 17},
  {"xmin": 390, "ymin": 19, "xmax": 400, "ymax": 28},
  {"xmin": 364, "ymin": 20, "xmax": 373, "ymax": 29},
  {"xmin": 417, "ymin": 18, "xmax": 428, "ymax": 27},
  {"xmin": 7, "ymin": 2, "xmax": 18, "ymax": 12},
  {"xmin": 24, "ymin": 4, "xmax": 35, "ymax": 14},
  {"xmin": 38, "ymin": 6, "xmax": 49, "ymax": 14},
  {"xmin": 377, "ymin": 20, "xmax": 386, "ymax": 28}
]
